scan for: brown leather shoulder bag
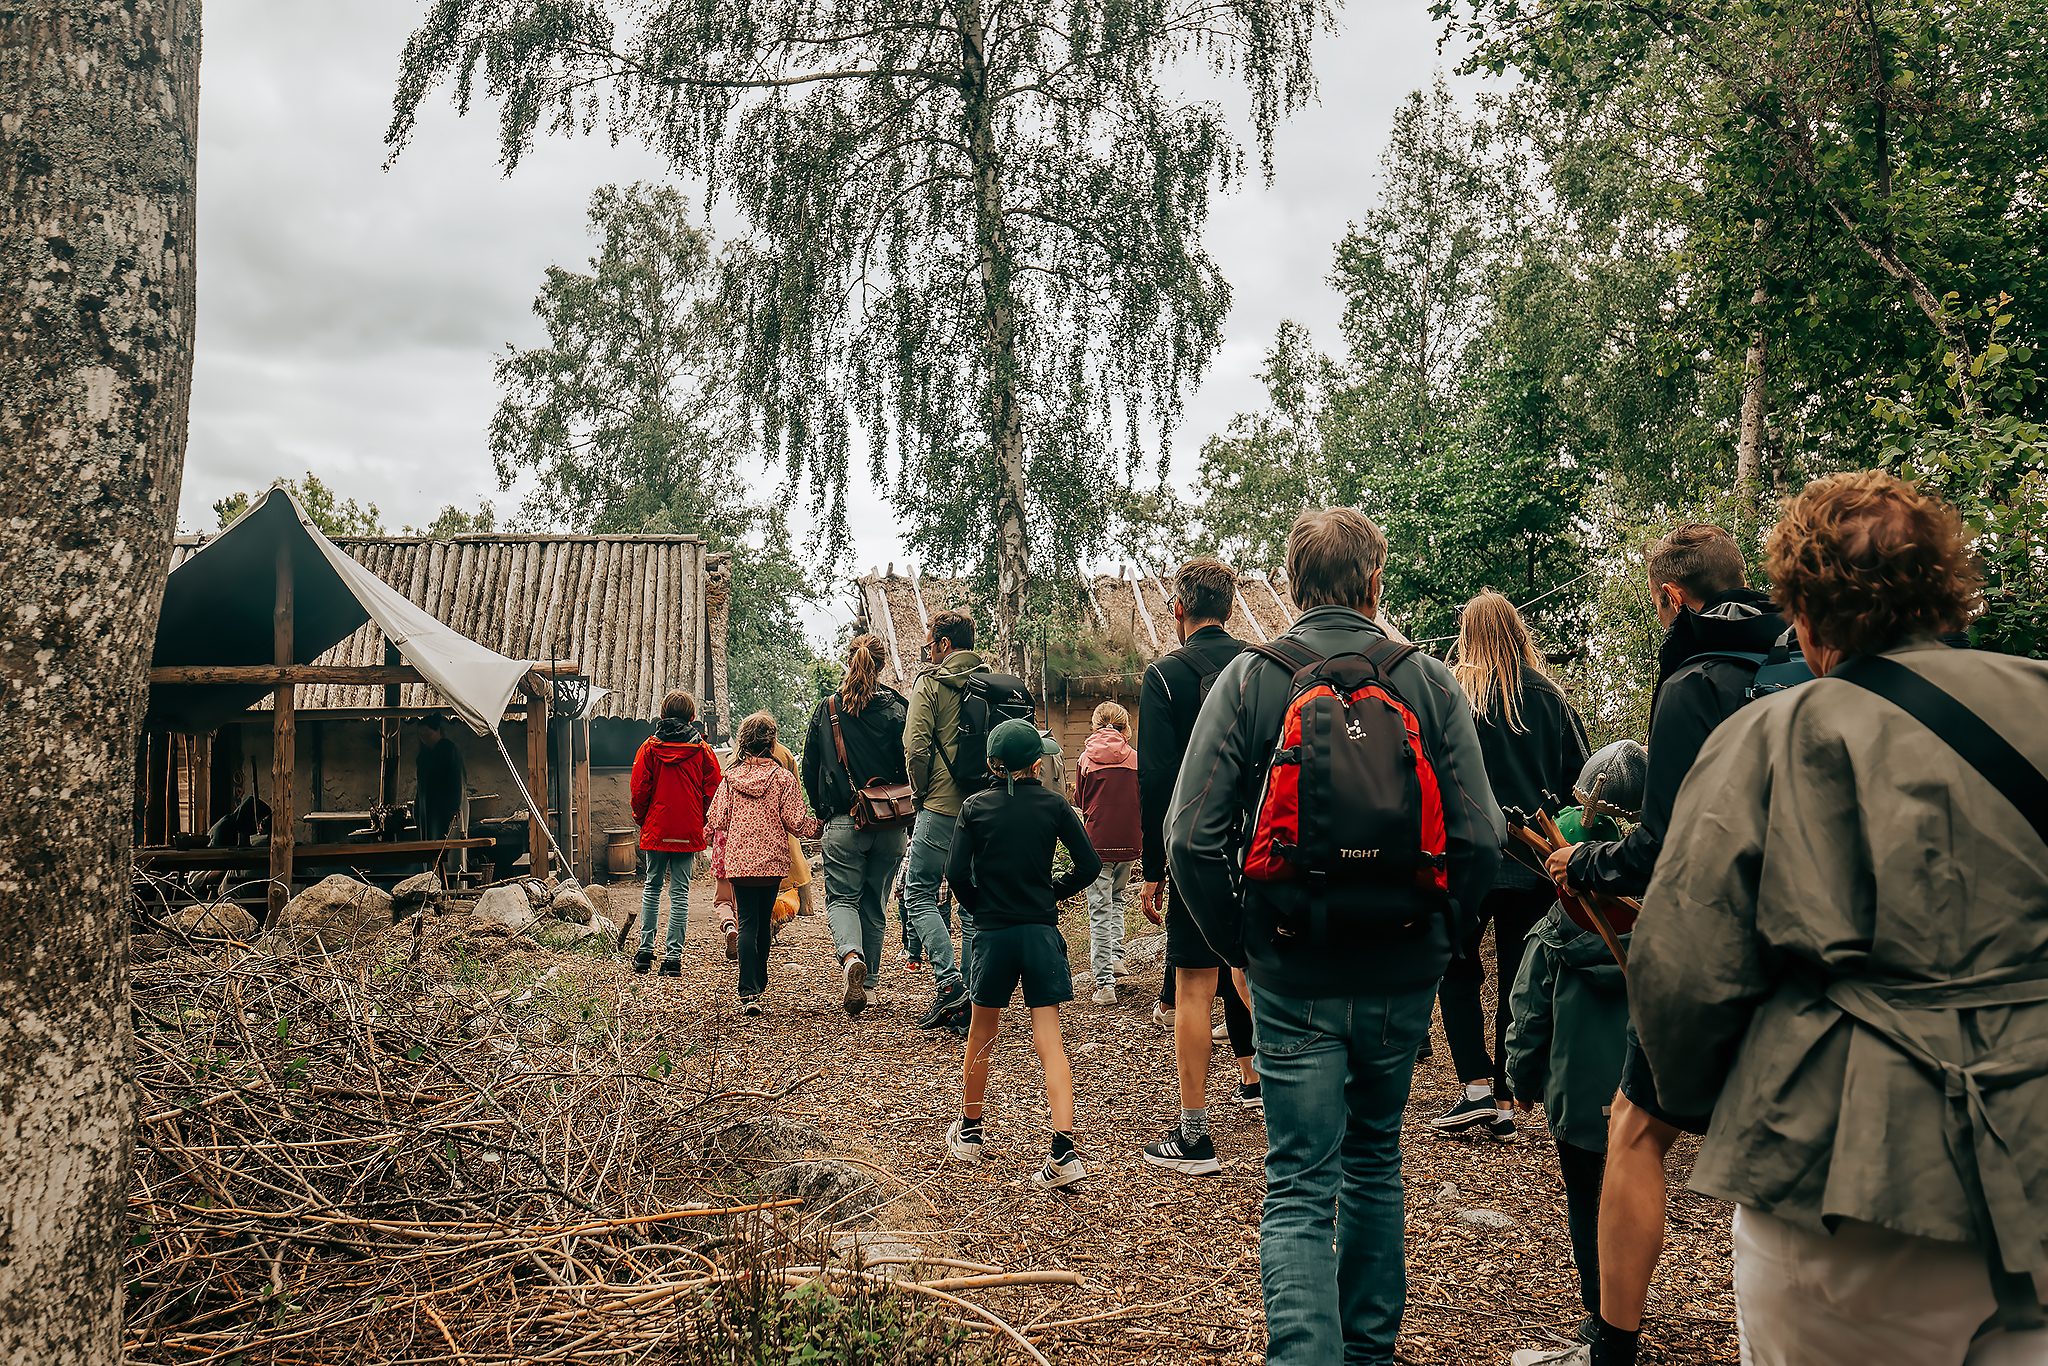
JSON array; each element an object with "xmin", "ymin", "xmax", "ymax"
[{"xmin": 829, "ymin": 695, "xmax": 917, "ymax": 831}]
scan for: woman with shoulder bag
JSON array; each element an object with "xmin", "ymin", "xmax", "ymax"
[
  {"xmin": 1431, "ymin": 590, "xmax": 1592, "ymax": 1142},
  {"xmin": 801, "ymin": 635, "xmax": 916, "ymax": 1016}
]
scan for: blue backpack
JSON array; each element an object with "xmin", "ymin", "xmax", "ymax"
[{"xmin": 1687, "ymin": 628, "xmax": 1817, "ymax": 702}]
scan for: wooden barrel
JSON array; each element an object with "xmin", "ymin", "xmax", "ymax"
[{"xmin": 605, "ymin": 829, "xmax": 639, "ymax": 875}]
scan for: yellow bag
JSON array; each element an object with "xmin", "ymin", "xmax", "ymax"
[
  {"xmin": 772, "ymin": 887, "xmax": 800, "ymax": 927},
  {"xmin": 780, "ymin": 834, "xmax": 811, "ymax": 891}
]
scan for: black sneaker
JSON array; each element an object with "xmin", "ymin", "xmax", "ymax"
[
  {"xmin": 1235, "ymin": 1082, "xmax": 1264, "ymax": 1114},
  {"xmin": 1488, "ymin": 1112, "xmax": 1519, "ymax": 1143},
  {"xmin": 632, "ymin": 949, "xmax": 654, "ymax": 974},
  {"xmin": 943, "ymin": 1017, "xmax": 971, "ymax": 1040},
  {"xmin": 659, "ymin": 958, "xmax": 681, "ymax": 978},
  {"xmin": 1417, "ymin": 1037, "xmax": 1434, "ymax": 1063},
  {"xmin": 1428, "ymin": 1094, "xmax": 1497, "ymax": 1132},
  {"xmin": 1141, "ymin": 1128, "xmax": 1220, "ymax": 1175},
  {"xmin": 916, "ymin": 982, "xmax": 969, "ymax": 1030}
]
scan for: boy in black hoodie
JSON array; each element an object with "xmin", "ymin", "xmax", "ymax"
[
  {"xmin": 1526, "ymin": 523, "xmax": 1787, "ymax": 1366},
  {"xmin": 942, "ymin": 719, "xmax": 1102, "ymax": 1189}
]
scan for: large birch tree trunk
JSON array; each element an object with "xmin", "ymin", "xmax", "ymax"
[
  {"xmin": 0, "ymin": 3, "xmax": 200, "ymax": 1361},
  {"xmin": 1734, "ymin": 279, "xmax": 1769, "ymax": 494},
  {"xmin": 959, "ymin": 0, "xmax": 1028, "ymax": 675}
]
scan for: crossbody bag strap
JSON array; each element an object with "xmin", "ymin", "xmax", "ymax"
[
  {"xmin": 827, "ymin": 695, "xmax": 854, "ymax": 780},
  {"xmin": 1832, "ymin": 655, "xmax": 2048, "ymax": 850}
]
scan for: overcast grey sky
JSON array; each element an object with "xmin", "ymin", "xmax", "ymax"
[{"xmin": 183, "ymin": 1, "xmax": 1483, "ymax": 585}]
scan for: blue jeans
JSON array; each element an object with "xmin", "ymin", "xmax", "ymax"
[
  {"xmin": 901, "ymin": 807, "xmax": 971, "ymax": 994},
  {"xmin": 638, "ymin": 851, "xmax": 694, "ymax": 962},
  {"xmin": 1086, "ymin": 859, "xmax": 1134, "ymax": 987},
  {"xmin": 821, "ymin": 815, "xmax": 908, "ymax": 986},
  {"xmin": 1251, "ymin": 978, "xmax": 1437, "ymax": 1366}
]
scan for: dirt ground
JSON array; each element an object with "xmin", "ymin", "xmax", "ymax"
[{"xmin": 600, "ymin": 873, "xmax": 1741, "ymax": 1364}]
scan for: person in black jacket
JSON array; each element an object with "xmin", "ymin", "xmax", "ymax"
[
  {"xmin": 1429, "ymin": 591, "xmax": 1591, "ymax": 1143},
  {"xmin": 801, "ymin": 635, "xmax": 911, "ymax": 1016},
  {"xmin": 1136, "ymin": 558, "xmax": 1261, "ymax": 1178},
  {"xmin": 942, "ymin": 719, "xmax": 1102, "ymax": 1189},
  {"xmin": 1527, "ymin": 523, "xmax": 1787, "ymax": 1366}
]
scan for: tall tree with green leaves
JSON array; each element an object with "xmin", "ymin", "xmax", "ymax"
[
  {"xmin": 213, "ymin": 473, "xmax": 389, "ymax": 537},
  {"xmin": 387, "ymin": 0, "xmax": 1333, "ymax": 669},
  {"xmin": 489, "ymin": 182, "xmax": 824, "ymax": 726}
]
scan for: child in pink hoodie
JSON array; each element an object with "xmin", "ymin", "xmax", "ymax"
[
  {"xmin": 1074, "ymin": 702, "xmax": 1141, "ymax": 1004},
  {"xmin": 705, "ymin": 711, "xmax": 821, "ymax": 1013}
]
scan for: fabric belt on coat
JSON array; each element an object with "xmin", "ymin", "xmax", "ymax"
[{"xmin": 1817, "ymin": 959, "xmax": 2048, "ymax": 1330}]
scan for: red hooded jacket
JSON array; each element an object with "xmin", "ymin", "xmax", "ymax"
[
  {"xmin": 630, "ymin": 719, "xmax": 723, "ymax": 853},
  {"xmin": 1074, "ymin": 727, "xmax": 1141, "ymax": 863}
]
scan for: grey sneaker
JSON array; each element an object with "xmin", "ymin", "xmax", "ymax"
[
  {"xmin": 1032, "ymin": 1151, "xmax": 1088, "ymax": 1189},
  {"xmin": 1110, "ymin": 957, "xmax": 1129, "ymax": 977},
  {"xmin": 740, "ymin": 997, "xmax": 764, "ymax": 1017},
  {"xmin": 1510, "ymin": 1347, "xmax": 1590, "ymax": 1366},
  {"xmin": 1151, "ymin": 1002, "xmax": 1174, "ymax": 1031},
  {"xmin": 945, "ymin": 1120, "xmax": 984, "ymax": 1162},
  {"xmin": 841, "ymin": 954, "xmax": 868, "ymax": 1014},
  {"xmin": 1091, "ymin": 984, "xmax": 1118, "ymax": 1006}
]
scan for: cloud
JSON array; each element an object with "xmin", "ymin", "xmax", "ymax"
[{"xmin": 185, "ymin": 0, "xmax": 1485, "ymax": 597}]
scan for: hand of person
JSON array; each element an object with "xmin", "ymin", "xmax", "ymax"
[
  {"xmin": 1544, "ymin": 844, "xmax": 1574, "ymax": 888},
  {"xmin": 1140, "ymin": 880, "xmax": 1163, "ymax": 925}
]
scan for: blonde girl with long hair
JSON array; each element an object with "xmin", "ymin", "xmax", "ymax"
[
  {"xmin": 1430, "ymin": 591, "xmax": 1594, "ymax": 1141},
  {"xmin": 799, "ymin": 633, "xmax": 915, "ymax": 1016}
]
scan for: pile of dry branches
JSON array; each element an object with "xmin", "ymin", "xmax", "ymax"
[{"xmin": 123, "ymin": 940, "xmax": 1066, "ymax": 1364}]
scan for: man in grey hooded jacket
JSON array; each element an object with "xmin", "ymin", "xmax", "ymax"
[{"xmin": 1167, "ymin": 507, "xmax": 1501, "ymax": 1366}]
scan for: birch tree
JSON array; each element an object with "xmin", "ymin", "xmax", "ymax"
[
  {"xmin": 386, "ymin": 0, "xmax": 1331, "ymax": 668},
  {"xmin": 0, "ymin": 2, "xmax": 200, "ymax": 1361}
]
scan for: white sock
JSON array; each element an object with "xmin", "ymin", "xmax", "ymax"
[
  {"xmin": 1498, "ymin": 1105, "xmax": 1514, "ymax": 1117},
  {"xmin": 1464, "ymin": 1082, "xmax": 1493, "ymax": 1102}
]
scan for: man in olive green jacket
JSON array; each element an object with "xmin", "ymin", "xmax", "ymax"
[
  {"xmin": 1630, "ymin": 472, "xmax": 2048, "ymax": 1366},
  {"xmin": 902, "ymin": 610, "xmax": 990, "ymax": 1025}
]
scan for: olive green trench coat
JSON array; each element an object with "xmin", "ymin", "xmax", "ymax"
[{"xmin": 1631, "ymin": 638, "xmax": 2048, "ymax": 1271}]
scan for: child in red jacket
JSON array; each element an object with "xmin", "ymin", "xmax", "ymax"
[
  {"xmin": 705, "ymin": 711, "xmax": 821, "ymax": 1014},
  {"xmin": 629, "ymin": 691, "xmax": 723, "ymax": 976}
]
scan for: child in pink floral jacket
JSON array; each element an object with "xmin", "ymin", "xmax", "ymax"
[{"xmin": 706, "ymin": 711, "xmax": 821, "ymax": 1013}]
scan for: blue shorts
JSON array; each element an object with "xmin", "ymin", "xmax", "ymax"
[{"xmin": 969, "ymin": 923, "xmax": 1074, "ymax": 1010}]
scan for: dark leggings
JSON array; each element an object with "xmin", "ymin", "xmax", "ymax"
[
  {"xmin": 733, "ymin": 878, "xmax": 779, "ymax": 999},
  {"xmin": 1439, "ymin": 886, "xmax": 1553, "ymax": 1098},
  {"xmin": 1159, "ymin": 964, "xmax": 1255, "ymax": 1061},
  {"xmin": 1557, "ymin": 1139, "xmax": 1606, "ymax": 1317}
]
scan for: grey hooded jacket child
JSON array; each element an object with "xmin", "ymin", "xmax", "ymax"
[
  {"xmin": 1505, "ymin": 903, "xmax": 1632, "ymax": 1152},
  {"xmin": 1165, "ymin": 604, "xmax": 1503, "ymax": 999}
]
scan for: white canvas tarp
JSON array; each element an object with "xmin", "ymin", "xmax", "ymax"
[{"xmin": 148, "ymin": 487, "xmax": 534, "ymax": 736}]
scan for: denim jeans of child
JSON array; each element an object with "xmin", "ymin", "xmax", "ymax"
[
  {"xmin": 821, "ymin": 815, "xmax": 908, "ymax": 986},
  {"xmin": 1086, "ymin": 859, "xmax": 1135, "ymax": 987},
  {"xmin": 901, "ymin": 807, "xmax": 972, "ymax": 995},
  {"xmin": 1250, "ymin": 978, "xmax": 1437, "ymax": 1366},
  {"xmin": 638, "ymin": 850, "xmax": 694, "ymax": 962}
]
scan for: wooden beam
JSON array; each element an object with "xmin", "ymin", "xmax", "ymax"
[
  {"xmin": 379, "ymin": 640, "xmax": 401, "ymax": 814},
  {"xmin": 220, "ymin": 706, "xmax": 528, "ymax": 723},
  {"xmin": 270, "ymin": 540, "xmax": 295, "ymax": 923},
  {"xmin": 143, "ymin": 731, "xmax": 170, "ymax": 846},
  {"xmin": 135, "ymin": 837, "xmax": 493, "ymax": 870},
  {"xmin": 149, "ymin": 664, "xmax": 425, "ymax": 686},
  {"xmin": 189, "ymin": 730, "xmax": 211, "ymax": 835},
  {"xmin": 573, "ymin": 717, "xmax": 592, "ymax": 885},
  {"xmin": 526, "ymin": 684, "xmax": 551, "ymax": 879}
]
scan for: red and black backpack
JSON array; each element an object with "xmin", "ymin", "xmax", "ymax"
[{"xmin": 1239, "ymin": 637, "xmax": 1449, "ymax": 947}]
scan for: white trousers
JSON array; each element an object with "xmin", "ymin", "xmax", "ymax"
[{"xmin": 1734, "ymin": 1204, "xmax": 2048, "ymax": 1366}]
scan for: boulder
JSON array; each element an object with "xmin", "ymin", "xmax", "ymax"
[
  {"xmin": 1121, "ymin": 934, "xmax": 1167, "ymax": 968},
  {"xmin": 548, "ymin": 882, "xmax": 597, "ymax": 921},
  {"xmin": 704, "ymin": 1116, "xmax": 831, "ymax": 1164},
  {"xmin": 392, "ymin": 870, "xmax": 442, "ymax": 910},
  {"xmin": 755, "ymin": 1159, "xmax": 880, "ymax": 1225},
  {"xmin": 265, "ymin": 875, "xmax": 391, "ymax": 955},
  {"xmin": 161, "ymin": 902, "xmax": 259, "ymax": 941},
  {"xmin": 474, "ymin": 884, "xmax": 539, "ymax": 931}
]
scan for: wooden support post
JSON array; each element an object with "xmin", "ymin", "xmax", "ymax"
[
  {"xmin": 526, "ymin": 676, "xmax": 550, "ymax": 879},
  {"xmin": 143, "ymin": 731, "xmax": 169, "ymax": 846},
  {"xmin": 188, "ymin": 731, "xmax": 210, "ymax": 837},
  {"xmin": 573, "ymin": 718, "xmax": 592, "ymax": 885},
  {"xmin": 379, "ymin": 639, "xmax": 401, "ymax": 828},
  {"xmin": 270, "ymin": 539, "xmax": 295, "ymax": 923}
]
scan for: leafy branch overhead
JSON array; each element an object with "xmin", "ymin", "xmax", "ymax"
[{"xmin": 389, "ymin": 0, "xmax": 1334, "ymax": 667}]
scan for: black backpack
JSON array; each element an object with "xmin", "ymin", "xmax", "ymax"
[
  {"xmin": 941, "ymin": 671, "xmax": 1037, "ymax": 794},
  {"xmin": 1686, "ymin": 628, "xmax": 1818, "ymax": 702},
  {"xmin": 1165, "ymin": 635, "xmax": 1245, "ymax": 705}
]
